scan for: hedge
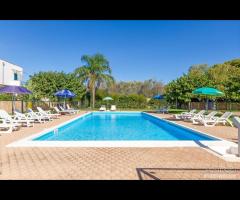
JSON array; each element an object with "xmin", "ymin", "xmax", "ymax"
[{"xmin": 95, "ymin": 93, "xmax": 166, "ymax": 109}]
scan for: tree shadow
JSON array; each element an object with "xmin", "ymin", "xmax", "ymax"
[
  {"xmin": 136, "ymin": 167, "xmax": 240, "ymax": 180},
  {"xmin": 193, "ymin": 140, "xmax": 224, "ymax": 156}
]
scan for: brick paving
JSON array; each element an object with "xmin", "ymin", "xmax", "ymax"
[{"xmin": 0, "ymin": 111, "xmax": 240, "ymax": 180}]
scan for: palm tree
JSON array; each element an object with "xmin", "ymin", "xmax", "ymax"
[{"xmin": 75, "ymin": 54, "xmax": 114, "ymax": 109}]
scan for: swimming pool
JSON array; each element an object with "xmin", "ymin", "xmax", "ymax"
[
  {"xmin": 33, "ymin": 112, "xmax": 217, "ymax": 141},
  {"xmin": 7, "ymin": 111, "xmax": 237, "ymax": 161}
]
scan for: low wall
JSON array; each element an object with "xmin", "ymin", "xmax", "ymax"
[
  {"xmin": 183, "ymin": 102, "xmax": 240, "ymax": 111},
  {"xmin": 0, "ymin": 100, "xmax": 80, "ymax": 114},
  {"xmin": 0, "ymin": 101, "xmax": 27, "ymax": 113}
]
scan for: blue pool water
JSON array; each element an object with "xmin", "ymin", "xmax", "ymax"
[{"xmin": 33, "ymin": 112, "xmax": 218, "ymax": 141}]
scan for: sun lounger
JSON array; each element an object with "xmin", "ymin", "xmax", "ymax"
[
  {"xmin": 0, "ymin": 118, "xmax": 19, "ymax": 133},
  {"xmin": 0, "ymin": 110, "xmax": 23, "ymax": 128},
  {"xmin": 0, "ymin": 109, "xmax": 32, "ymax": 127},
  {"xmin": 99, "ymin": 105, "xmax": 106, "ymax": 111},
  {"xmin": 66, "ymin": 104, "xmax": 80, "ymax": 113},
  {"xmin": 173, "ymin": 109, "xmax": 197, "ymax": 119},
  {"xmin": 58, "ymin": 105, "xmax": 77, "ymax": 114},
  {"xmin": 37, "ymin": 107, "xmax": 60, "ymax": 119},
  {"xmin": 54, "ymin": 106, "xmax": 70, "ymax": 115},
  {"xmin": 110, "ymin": 105, "xmax": 116, "ymax": 111},
  {"xmin": 197, "ymin": 112, "xmax": 233, "ymax": 127},
  {"xmin": 27, "ymin": 108, "xmax": 51, "ymax": 122},
  {"xmin": 191, "ymin": 111, "xmax": 218, "ymax": 125},
  {"xmin": 14, "ymin": 110, "xmax": 35, "ymax": 127},
  {"xmin": 181, "ymin": 110, "xmax": 205, "ymax": 121}
]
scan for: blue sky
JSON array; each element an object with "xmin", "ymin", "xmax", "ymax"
[{"xmin": 0, "ymin": 20, "xmax": 240, "ymax": 84}]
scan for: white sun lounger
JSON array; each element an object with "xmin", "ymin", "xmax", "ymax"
[
  {"xmin": 0, "ymin": 110, "xmax": 26, "ymax": 127},
  {"xmin": 58, "ymin": 105, "xmax": 77, "ymax": 114},
  {"xmin": 198, "ymin": 112, "xmax": 233, "ymax": 127},
  {"xmin": 27, "ymin": 108, "xmax": 51, "ymax": 122},
  {"xmin": 0, "ymin": 109, "xmax": 33, "ymax": 127},
  {"xmin": 0, "ymin": 118, "xmax": 20, "ymax": 133},
  {"xmin": 14, "ymin": 110, "xmax": 35, "ymax": 127},
  {"xmin": 191, "ymin": 111, "xmax": 218, "ymax": 125},
  {"xmin": 66, "ymin": 104, "xmax": 80, "ymax": 113},
  {"xmin": 54, "ymin": 106, "xmax": 70, "ymax": 115},
  {"xmin": 110, "ymin": 105, "xmax": 116, "ymax": 111},
  {"xmin": 182, "ymin": 110, "xmax": 205, "ymax": 121},
  {"xmin": 173, "ymin": 109, "xmax": 197, "ymax": 119},
  {"xmin": 99, "ymin": 105, "xmax": 106, "ymax": 111},
  {"xmin": 37, "ymin": 107, "xmax": 60, "ymax": 119}
]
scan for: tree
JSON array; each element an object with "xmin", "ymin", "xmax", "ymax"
[
  {"xmin": 74, "ymin": 54, "xmax": 114, "ymax": 108},
  {"xmin": 107, "ymin": 79, "xmax": 164, "ymax": 98},
  {"xmin": 224, "ymin": 67, "xmax": 240, "ymax": 102},
  {"xmin": 224, "ymin": 59, "xmax": 240, "ymax": 68},
  {"xmin": 165, "ymin": 75, "xmax": 194, "ymax": 108},
  {"xmin": 26, "ymin": 71, "xmax": 85, "ymax": 101},
  {"xmin": 165, "ymin": 58, "xmax": 240, "ymax": 108},
  {"xmin": 206, "ymin": 63, "xmax": 236, "ymax": 91}
]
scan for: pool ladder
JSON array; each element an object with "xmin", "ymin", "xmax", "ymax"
[{"xmin": 54, "ymin": 128, "xmax": 59, "ymax": 135}]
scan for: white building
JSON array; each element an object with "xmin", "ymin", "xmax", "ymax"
[{"xmin": 0, "ymin": 59, "xmax": 23, "ymax": 86}]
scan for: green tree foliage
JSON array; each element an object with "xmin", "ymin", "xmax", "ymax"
[
  {"xmin": 95, "ymin": 92, "xmax": 147, "ymax": 109},
  {"xmin": 224, "ymin": 67, "xmax": 240, "ymax": 101},
  {"xmin": 165, "ymin": 75, "xmax": 195, "ymax": 107},
  {"xmin": 26, "ymin": 71, "xmax": 85, "ymax": 101},
  {"xmin": 107, "ymin": 79, "xmax": 164, "ymax": 98},
  {"xmin": 188, "ymin": 64, "xmax": 210, "ymax": 87},
  {"xmin": 165, "ymin": 59, "xmax": 240, "ymax": 106},
  {"xmin": 0, "ymin": 93, "xmax": 12, "ymax": 101},
  {"xmin": 74, "ymin": 54, "xmax": 114, "ymax": 108},
  {"xmin": 224, "ymin": 58, "xmax": 240, "ymax": 68}
]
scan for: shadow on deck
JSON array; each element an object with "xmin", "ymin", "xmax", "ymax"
[{"xmin": 136, "ymin": 167, "xmax": 240, "ymax": 180}]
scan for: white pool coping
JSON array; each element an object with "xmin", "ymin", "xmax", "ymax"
[{"xmin": 6, "ymin": 111, "xmax": 240, "ymax": 162}]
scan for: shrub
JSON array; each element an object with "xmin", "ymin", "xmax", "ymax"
[{"xmin": 95, "ymin": 93, "xmax": 148, "ymax": 109}]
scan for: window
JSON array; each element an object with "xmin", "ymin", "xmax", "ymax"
[{"xmin": 14, "ymin": 72, "xmax": 18, "ymax": 81}]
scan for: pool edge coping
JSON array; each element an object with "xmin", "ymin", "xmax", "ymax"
[{"xmin": 6, "ymin": 111, "xmax": 240, "ymax": 162}]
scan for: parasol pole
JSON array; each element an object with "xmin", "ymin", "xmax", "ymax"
[
  {"xmin": 64, "ymin": 94, "xmax": 66, "ymax": 109},
  {"xmin": 206, "ymin": 98, "xmax": 209, "ymax": 112},
  {"xmin": 12, "ymin": 94, "xmax": 14, "ymax": 115},
  {"xmin": 12, "ymin": 93, "xmax": 17, "ymax": 114}
]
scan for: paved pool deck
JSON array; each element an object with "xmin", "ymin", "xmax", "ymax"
[{"xmin": 0, "ymin": 111, "xmax": 240, "ymax": 180}]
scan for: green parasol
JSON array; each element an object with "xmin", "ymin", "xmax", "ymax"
[
  {"xmin": 192, "ymin": 87, "xmax": 224, "ymax": 111},
  {"xmin": 103, "ymin": 96, "xmax": 113, "ymax": 110}
]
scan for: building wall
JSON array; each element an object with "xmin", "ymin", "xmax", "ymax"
[{"xmin": 0, "ymin": 59, "xmax": 23, "ymax": 86}]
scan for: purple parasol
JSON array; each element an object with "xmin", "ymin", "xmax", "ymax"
[
  {"xmin": 0, "ymin": 85, "xmax": 32, "ymax": 94},
  {"xmin": 0, "ymin": 85, "xmax": 32, "ymax": 114}
]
